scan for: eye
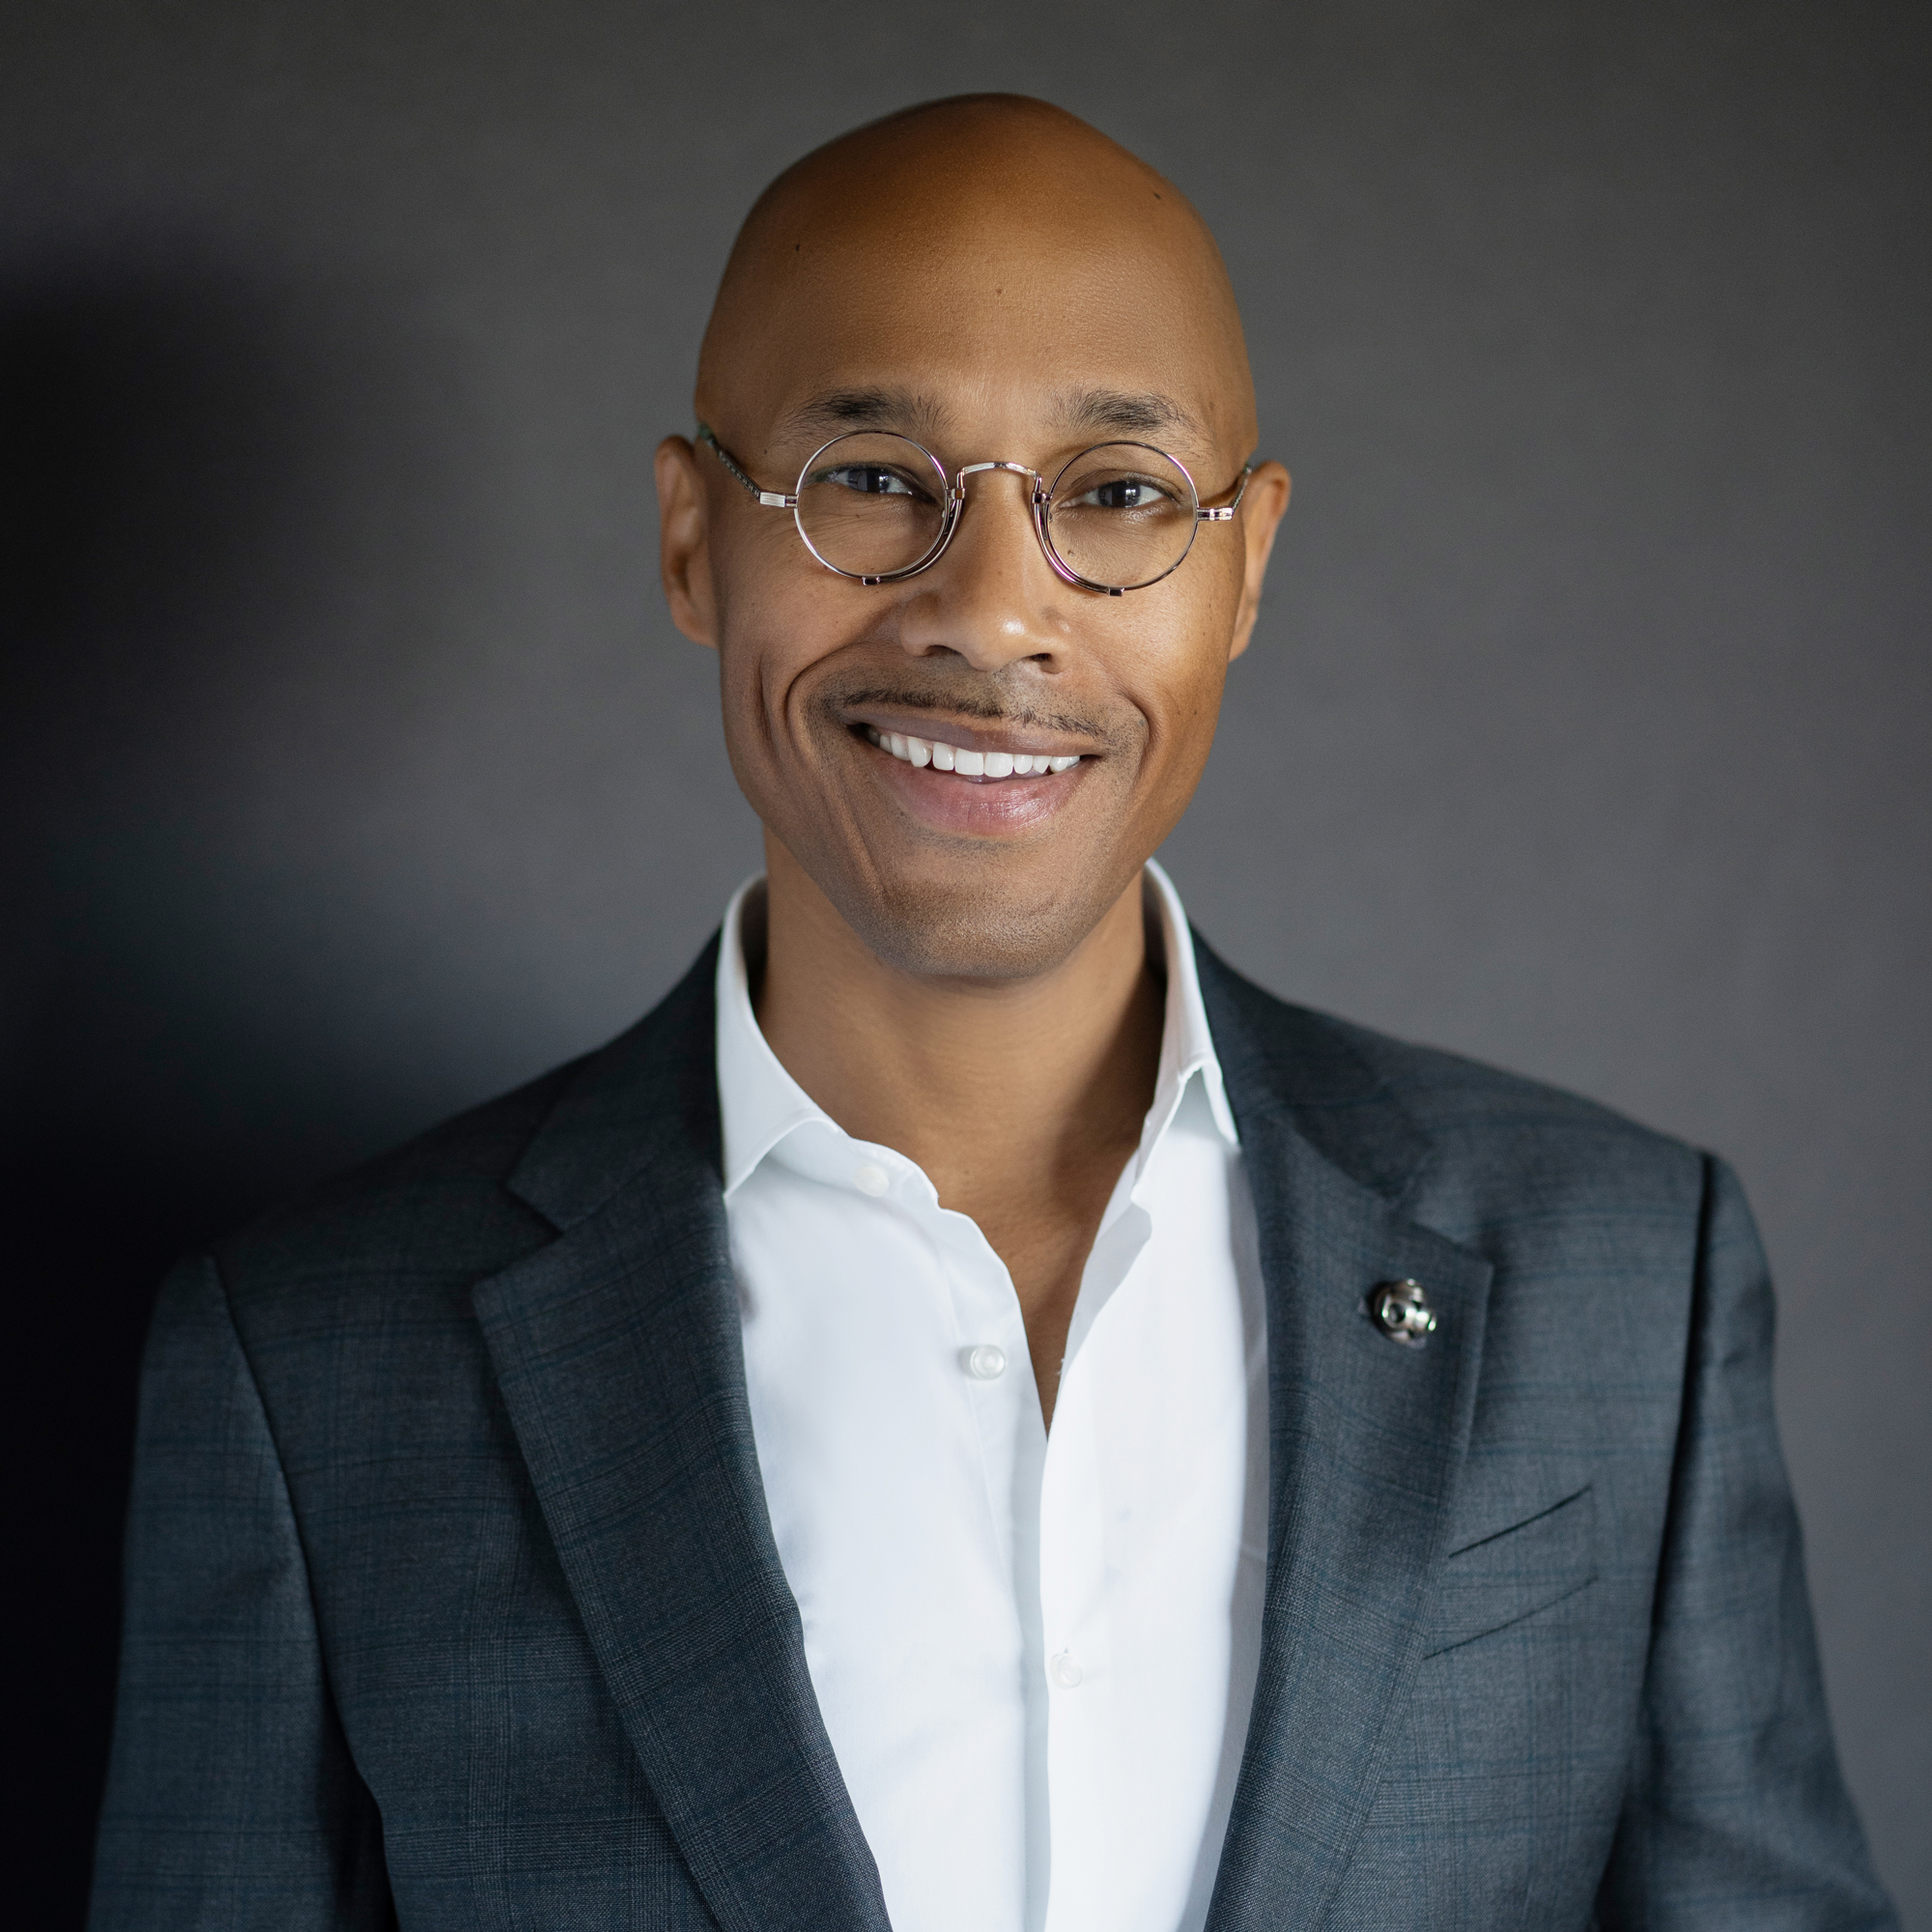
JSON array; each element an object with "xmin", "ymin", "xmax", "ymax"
[
  {"xmin": 1071, "ymin": 475, "xmax": 1179, "ymax": 512},
  {"xmin": 813, "ymin": 463, "xmax": 926, "ymax": 499}
]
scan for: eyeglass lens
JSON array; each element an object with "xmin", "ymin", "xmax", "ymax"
[
  {"xmin": 794, "ymin": 433, "xmax": 1201, "ymax": 588},
  {"xmin": 1045, "ymin": 443, "xmax": 1198, "ymax": 589},
  {"xmin": 797, "ymin": 434, "xmax": 951, "ymax": 578}
]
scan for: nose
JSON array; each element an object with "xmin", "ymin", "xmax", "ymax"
[{"xmin": 895, "ymin": 466, "xmax": 1069, "ymax": 673}]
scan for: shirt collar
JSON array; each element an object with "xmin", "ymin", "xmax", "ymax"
[
  {"xmin": 715, "ymin": 879, "xmax": 826, "ymax": 1198},
  {"xmin": 1141, "ymin": 856, "xmax": 1239, "ymax": 1151},
  {"xmin": 715, "ymin": 858, "xmax": 1236, "ymax": 1201}
]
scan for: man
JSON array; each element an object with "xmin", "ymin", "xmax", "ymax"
[{"xmin": 91, "ymin": 95, "xmax": 1893, "ymax": 1931}]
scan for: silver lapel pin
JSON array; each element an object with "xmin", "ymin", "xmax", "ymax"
[{"xmin": 1368, "ymin": 1278, "xmax": 1437, "ymax": 1348}]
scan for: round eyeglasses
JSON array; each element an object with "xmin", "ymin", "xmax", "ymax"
[{"xmin": 697, "ymin": 424, "xmax": 1252, "ymax": 597}]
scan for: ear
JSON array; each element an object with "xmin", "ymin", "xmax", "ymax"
[
  {"xmin": 655, "ymin": 435, "xmax": 719, "ymax": 648},
  {"xmin": 1225, "ymin": 460, "xmax": 1291, "ymax": 664}
]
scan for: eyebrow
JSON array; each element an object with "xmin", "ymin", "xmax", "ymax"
[
  {"xmin": 1052, "ymin": 387, "xmax": 1201, "ymax": 441},
  {"xmin": 775, "ymin": 387, "xmax": 951, "ymax": 447}
]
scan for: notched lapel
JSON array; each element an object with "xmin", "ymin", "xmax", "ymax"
[
  {"xmin": 472, "ymin": 950, "xmax": 890, "ymax": 1932},
  {"xmin": 1199, "ymin": 948, "xmax": 1494, "ymax": 1932}
]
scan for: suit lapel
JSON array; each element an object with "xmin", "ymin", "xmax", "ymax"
[
  {"xmin": 1199, "ymin": 946, "xmax": 1494, "ymax": 1932},
  {"xmin": 472, "ymin": 946, "xmax": 890, "ymax": 1932}
]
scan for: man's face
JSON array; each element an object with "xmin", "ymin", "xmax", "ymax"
[{"xmin": 660, "ymin": 136, "xmax": 1288, "ymax": 980}]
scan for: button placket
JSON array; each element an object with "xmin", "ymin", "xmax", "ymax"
[
  {"xmin": 930, "ymin": 1214, "xmax": 1036, "ymax": 1557},
  {"xmin": 1037, "ymin": 1337, "xmax": 1108, "ymax": 1728}
]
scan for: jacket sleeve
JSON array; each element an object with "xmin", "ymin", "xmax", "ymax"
[
  {"xmin": 1595, "ymin": 1157, "xmax": 1896, "ymax": 1930},
  {"xmin": 89, "ymin": 1256, "xmax": 393, "ymax": 1930}
]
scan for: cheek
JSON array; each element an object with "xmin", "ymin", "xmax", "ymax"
[
  {"xmin": 711, "ymin": 528, "xmax": 828, "ymax": 719},
  {"xmin": 709, "ymin": 508, "xmax": 806, "ymax": 652},
  {"xmin": 710, "ymin": 544, "xmax": 878, "ymax": 810},
  {"xmin": 1113, "ymin": 597, "xmax": 1237, "ymax": 773}
]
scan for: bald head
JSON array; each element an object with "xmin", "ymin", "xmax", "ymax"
[{"xmin": 696, "ymin": 96, "xmax": 1257, "ymax": 469}]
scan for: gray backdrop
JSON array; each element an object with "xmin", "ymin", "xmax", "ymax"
[{"xmin": 3, "ymin": 2, "xmax": 1925, "ymax": 1924}]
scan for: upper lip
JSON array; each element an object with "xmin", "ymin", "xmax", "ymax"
[{"xmin": 841, "ymin": 706, "xmax": 1099, "ymax": 759}]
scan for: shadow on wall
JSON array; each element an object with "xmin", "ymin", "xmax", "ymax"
[{"xmin": 0, "ymin": 258, "xmax": 480, "ymax": 1927}]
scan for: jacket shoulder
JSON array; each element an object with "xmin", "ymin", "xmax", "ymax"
[
  {"xmin": 203, "ymin": 939, "xmax": 722, "ymax": 1332},
  {"xmin": 1195, "ymin": 939, "xmax": 1709, "ymax": 1222},
  {"xmin": 209, "ymin": 1055, "xmax": 585, "ymax": 1307}
]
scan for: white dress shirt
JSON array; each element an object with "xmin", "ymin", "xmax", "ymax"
[{"xmin": 717, "ymin": 861, "xmax": 1266, "ymax": 1932}]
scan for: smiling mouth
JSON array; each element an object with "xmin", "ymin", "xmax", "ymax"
[{"xmin": 862, "ymin": 725, "xmax": 1084, "ymax": 781}]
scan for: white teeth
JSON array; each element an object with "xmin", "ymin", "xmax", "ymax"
[{"xmin": 866, "ymin": 727, "xmax": 1082, "ymax": 779}]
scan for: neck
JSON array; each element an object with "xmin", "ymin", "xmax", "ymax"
[{"xmin": 752, "ymin": 834, "xmax": 1165, "ymax": 1419}]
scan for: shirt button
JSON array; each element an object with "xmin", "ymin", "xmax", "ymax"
[
  {"xmin": 851, "ymin": 1162, "xmax": 891, "ymax": 1197},
  {"xmin": 962, "ymin": 1345, "xmax": 1007, "ymax": 1381},
  {"xmin": 1048, "ymin": 1652, "xmax": 1084, "ymax": 1689}
]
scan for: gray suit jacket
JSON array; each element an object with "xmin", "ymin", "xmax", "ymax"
[{"xmin": 90, "ymin": 938, "xmax": 1895, "ymax": 1930}]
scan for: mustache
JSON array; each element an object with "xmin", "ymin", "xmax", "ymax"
[{"xmin": 823, "ymin": 678, "xmax": 1109, "ymax": 742}]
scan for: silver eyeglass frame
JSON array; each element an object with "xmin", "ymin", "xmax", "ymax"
[{"xmin": 696, "ymin": 422, "xmax": 1253, "ymax": 597}]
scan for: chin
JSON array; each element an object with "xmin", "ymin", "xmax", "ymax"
[{"xmin": 834, "ymin": 866, "xmax": 1124, "ymax": 983}]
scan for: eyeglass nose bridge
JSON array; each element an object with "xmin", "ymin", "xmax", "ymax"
[
  {"xmin": 953, "ymin": 459, "xmax": 1045, "ymax": 493},
  {"xmin": 936, "ymin": 458, "xmax": 1072, "ymax": 586}
]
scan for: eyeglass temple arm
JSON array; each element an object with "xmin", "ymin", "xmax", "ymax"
[
  {"xmin": 696, "ymin": 423, "xmax": 799, "ymax": 509},
  {"xmin": 1196, "ymin": 464, "xmax": 1255, "ymax": 525}
]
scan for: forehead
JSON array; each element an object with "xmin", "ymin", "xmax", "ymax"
[{"xmin": 712, "ymin": 185, "xmax": 1252, "ymax": 462}]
